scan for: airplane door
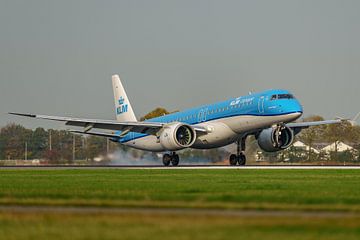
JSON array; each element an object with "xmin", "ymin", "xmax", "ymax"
[
  {"xmin": 197, "ymin": 110, "xmax": 203, "ymax": 123},
  {"xmin": 258, "ymin": 96, "xmax": 265, "ymax": 113},
  {"xmin": 198, "ymin": 108, "xmax": 208, "ymax": 122}
]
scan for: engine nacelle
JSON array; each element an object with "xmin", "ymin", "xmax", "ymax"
[
  {"xmin": 257, "ymin": 125, "xmax": 294, "ymax": 152},
  {"xmin": 159, "ymin": 123, "xmax": 196, "ymax": 151}
]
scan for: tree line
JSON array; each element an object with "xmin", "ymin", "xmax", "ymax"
[
  {"xmin": 0, "ymin": 123, "xmax": 225, "ymax": 163},
  {"xmin": 0, "ymin": 124, "xmax": 118, "ymax": 162},
  {"xmin": 0, "ymin": 108, "xmax": 222, "ymax": 163},
  {"xmin": 1, "ymin": 110, "xmax": 359, "ymax": 163}
]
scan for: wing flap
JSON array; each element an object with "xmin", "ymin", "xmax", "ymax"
[{"xmin": 69, "ymin": 130, "xmax": 120, "ymax": 139}]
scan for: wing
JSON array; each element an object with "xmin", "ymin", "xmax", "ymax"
[
  {"xmin": 10, "ymin": 112, "xmax": 163, "ymax": 135},
  {"xmin": 9, "ymin": 112, "xmax": 207, "ymax": 136},
  {"xmin": 286, "ymin": 119, "xmax": 346, "ymax": 129}
]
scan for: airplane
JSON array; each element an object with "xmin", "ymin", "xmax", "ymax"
[{"xmin": 10, "ymin": 74, "xmax": 346, "ymax": 166}]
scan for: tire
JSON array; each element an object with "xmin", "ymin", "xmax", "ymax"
[
  {"xmin": 238, "ymin": 154, "xmax": 246, "ymax": 166},
  {"xmin": 229, "ymin": 154, "xmax": 237, "ymax": 166},
  {"xmin": 163, "ymin": 154, "xmax": 171, "ymax": 166},
  {"xmin": 171, "ymin": 154, "xmax": 180, "ymax": 166}
]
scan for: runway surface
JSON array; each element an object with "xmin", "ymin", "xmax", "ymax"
[{"xmin": 1, "ymin": 165, "xmax": 360, "ymax": 170}]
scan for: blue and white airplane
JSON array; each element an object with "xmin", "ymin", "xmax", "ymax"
[{"xmin": 10, "ymin": 75, "xmax": 345, "ymax": 166}]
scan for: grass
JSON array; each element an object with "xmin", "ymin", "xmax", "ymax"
[
  {"xmin": 1, "ymin": 169, "xmax": 360, "ymax": 239},
  {"xmin": 0, "ymin": 169, "xmax": 360, "ymax": 211},
  {"xmin": 1, "ymin": 211, "xmax": 360, "ymax": 240}
]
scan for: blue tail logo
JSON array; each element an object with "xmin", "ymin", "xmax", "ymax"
[{"xmin": 117, "ymin": 97, "xmax": 128, "ymax": 115}]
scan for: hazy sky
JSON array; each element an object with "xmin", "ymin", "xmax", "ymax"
[{"xmin": 1, "ymin": 0, "xmax": 359, "ymax": 129}]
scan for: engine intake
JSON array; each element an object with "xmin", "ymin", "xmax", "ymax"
[
  {"xmin": 159, "ymin": 123, "xmax": 196, "ymax": 151},
  {"xmin": 257, "ymin": 125, "xmax": 294, "ymax": 152}
]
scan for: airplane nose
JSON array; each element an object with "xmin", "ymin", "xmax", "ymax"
[
  {"xmin": 281, "ymin": 101, "xmax": 303, "ymax": 116},
  {"xmin": 294, "ymin": 111, "xmax": 302, "ymax": 118},
  {"xmin": 293, "ymin": 102, "xmax": 303, "ymax": 118},
  {"xmin": 296, "ymin": 102, "xmax": 303, "ymax": 114}
]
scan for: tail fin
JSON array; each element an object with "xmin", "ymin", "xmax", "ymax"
[{"xmin": 112, "ymin": 74, "xmax": 137, "ymax": 122}]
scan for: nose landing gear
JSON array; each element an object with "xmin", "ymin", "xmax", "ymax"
[
  {"xmin": 162, "ymin": 152, "xmax": 180, "ymax": 166},
  {"xmin": 229, "ymin": 153, "xmax": 246, "ymax": 166}
]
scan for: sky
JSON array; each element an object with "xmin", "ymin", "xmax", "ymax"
[{"xmin": 1, "ymin": 0, "xmax": 359, "ymax": 129}]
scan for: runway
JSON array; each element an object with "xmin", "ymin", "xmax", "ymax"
[{"xmin": 1, "ymin": 165, "xmax": 360, "ymax": 170}]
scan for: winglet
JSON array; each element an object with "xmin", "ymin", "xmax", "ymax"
[
  {"xmin": 335, "ymin": 112, "xmax": 360, "ymax": 126},
  {"xmin": 348, "ymin": 112, "xmax": 360, "ymax": 126},
  {"xmin": 9, "ymin": 112, "xmax": 37, "ymax": 118},
  {"xmin": 352, "ymin": 112, "xmax": 360, "ymax": 122}
]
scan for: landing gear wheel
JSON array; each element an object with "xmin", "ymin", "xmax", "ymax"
[
  {"xmin": 238, "ymin": 154, "xmax": 246, "ymax": 166},
  {"xmin": 229, "ymin": 136, "xmax": 248, "ymax": 166},
  {"xmin": 229, "ymin": 154, "xmax": 237, "ymax": 166},
  {"xmin": 163, "ymin": 154, "xmax": 171, "ymax": 166},
  {"xmin": 171, "ymin": 154, "xmax": 179, "ymax": 166}
]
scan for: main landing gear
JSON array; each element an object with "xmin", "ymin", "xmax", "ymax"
[
  {"xmin": 229, "ymin": 137, "xmax": 247, "ymax": 166},
  {"xmin": 163, "ymin": 152, "xmax": 179, "ymax": 166}
]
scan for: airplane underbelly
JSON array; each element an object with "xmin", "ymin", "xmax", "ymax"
[
  {"xmin": 192, "ymin": 122, "xmax": 238, "ymax": 149},
  {"xmin": 224, "ymin": 115, "xmax": 269, "ymax": 133},
  {"xmin": 225, "ymin": 114, "xmax": 298, "ymax": 133}
]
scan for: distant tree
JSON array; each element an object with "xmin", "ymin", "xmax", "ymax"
[
  {"xmin": 324, "ymin": 121, "xmax": 353, "ymax": 160},
  {"xmin": 0, "ymin": 127, "xmax": 5, "ymax": 159},
  {"xmin": 333, "ymin": 150, "xmax": 355, "ymax": 163},
  {"xmin": 0, "ymin": 124, "xmax": 31, "ymax": 160},
  {"xmin": 85, "ymin": 136, "xmax": 107, "ymax": 160},
  {"xmin": 140, "ymin": 108, "xmax": 170, "ymax": 121},
  {"xmin": 74, "ymin": 135, "xmax": 86, "ymax": 160},
  {"xmin": 43, "ymin": 149, "xmax": 61, "ymax": 162},
  {"xmin": 349, "ymin": 125, "xmax": 360, "ymax": 143},
  {"xmin": 30, "ymin": 127, "xmax": 48, "ymax": 159},
  {"xmin": 298, "ymin": 115, "xmax": 325, "ymax": 161},
  {"xmin": 47, "ymin": 130, "xmax": 73, "ymax": 161},
  {"xmin": 180, "ymin": 148, "xmax": 227, "ymax": 163}
]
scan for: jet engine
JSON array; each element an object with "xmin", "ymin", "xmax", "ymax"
[
  {"xmin": 159, "ymin": 123, "xmax": 196, "ymax": 151},
  {"xmin": 257, "ymin": 125, "xmax": 294, "ymax": 152}
]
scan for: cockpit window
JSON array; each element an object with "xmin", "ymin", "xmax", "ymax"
[
  {"xmin": 270, "ymin": 94, "xmax": 294, "ymax": 100},
  {"xmin": 278, "ymin": 94, "xmax": 294, "ymax": 99}
]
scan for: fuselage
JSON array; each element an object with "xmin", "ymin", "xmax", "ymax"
[{"xmin": 117, "ymin": 89, "xmax": 303, "ymax": 152}]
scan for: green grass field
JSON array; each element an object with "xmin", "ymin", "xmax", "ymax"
[{"xmin": 0, "ymin": 169, "xmax": 360, "ymax": 239}]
